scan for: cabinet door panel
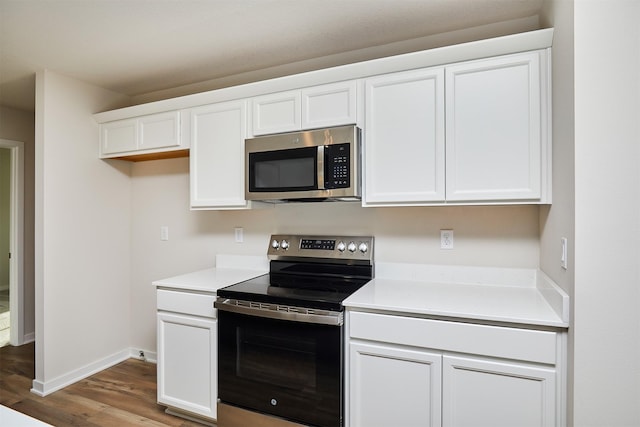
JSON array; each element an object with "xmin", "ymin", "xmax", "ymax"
[
  {"xmin": 138, "ymin": 111, "xmax": 181, "ymax": 150},
  {"xmin": 443, "ymin": 355, "xmax": 555, "ymax": 427},
  {"xmin": 445, "ymin": 51, "xmax": 542, "ymax": 201},
  {"xmin": 302, "ymin": 81, "xmax": 357, "ymax": 129},
  {"xmin": 190, "ymin": 101, "xmax": 249, "ymax": 209},
  {"xmin": 101, "ymin": 119, "xmax": 138, "ymax": 154},
  {"xmin": 252, "ymin": 90, "xmax": 301, "ymax": 135},
  {"xmin": 364, "ymin": 67, "xmax": 445, "ymax": 204},
  {"xmin": 157, "ymin": 312, "xmax": 217, "ymax": 419},
  {"xmin": 350, "ymin": 341, "xmax": 442, "ymax": 427}
]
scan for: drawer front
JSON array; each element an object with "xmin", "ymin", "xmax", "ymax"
[
  {"xmin": 348, "ymin": 311, "xmax": 557, "ymax": 365},
  {"xmin": 157, "ymin": 289, "xmax": 216, "ymax": 318}
]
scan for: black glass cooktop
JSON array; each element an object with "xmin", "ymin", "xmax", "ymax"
[{"xmin": 216, "ymin": 261, "xmax": 373, "ymax": 311}]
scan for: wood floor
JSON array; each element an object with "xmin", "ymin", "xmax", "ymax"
[{"xmin": 0, "ymin": 342, "xmax": 205, "ymax": 426}]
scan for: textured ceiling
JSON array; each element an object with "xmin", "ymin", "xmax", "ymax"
[{"xmin": 0, "ymin": 0, "xmax": 543, "ymax": 112}]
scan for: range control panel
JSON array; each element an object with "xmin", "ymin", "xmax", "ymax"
[{"xmin": 268, "ymin": 234, "xmax": 374, "ymax": 264}]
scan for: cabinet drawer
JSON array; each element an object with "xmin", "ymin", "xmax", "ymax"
[
  {"xmin": 349, "ymin": 311, "xmax": 557, "ymax": 365},
  {"xmin": 157, "ymin": 289, "xmax": 216, "ymax": 318}
]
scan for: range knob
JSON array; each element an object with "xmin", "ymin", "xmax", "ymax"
[
  {"xmin": 358, "ymin": 242, "xmax": 369, "ymax": 254},
  {"xmin": 280, "ymin": 240, "xmax": 290, "ymax": 250},
  {"xmin": 337, "ymin": 241, "xmax": 346, "ymax": 252},
  {"xmin": 347, "ymin": 241, "xmax": 357, "ymax": 253},
  {"xmin": 271, "ymin": 239, "xmax": 280, "ymax": 250}
]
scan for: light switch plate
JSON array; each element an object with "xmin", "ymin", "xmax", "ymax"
[
  {"xmin": 561, "ymin": 237, "xmax": 568, "ymax": 269},
  {"xmin": 234, "ymin": 227, "xmax": 244, "ymax": 243}
]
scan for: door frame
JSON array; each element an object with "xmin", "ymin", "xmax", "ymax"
[{"xmin": 0, "ymin": 139, "xmax": 24, "ymax": 346}]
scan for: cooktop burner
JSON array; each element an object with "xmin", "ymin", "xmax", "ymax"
[{"xmin": 216, "ymin": 234, "xmax": 374, "ymax": 311}]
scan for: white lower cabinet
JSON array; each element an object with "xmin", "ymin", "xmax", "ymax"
[
  {"xmin": 347, "ymin": 311, "xmax": 565, "ymax": 427},
  {"xmin": 157, "ymin": 290, "xmax": 217, "ymax": 421},
  {"xmin": 442, "ymin": 355, "xmax": 556, "ymax": 427},
  {"xmin": 349, "ymin": 341, "xmax": 442, "ymax": 427}
]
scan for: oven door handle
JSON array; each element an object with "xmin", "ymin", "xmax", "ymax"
[{"xmin": 214, "ymin": 298, "xmax": 343, "ymax": 326}]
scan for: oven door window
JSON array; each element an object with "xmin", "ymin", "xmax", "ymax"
[
  {"xmin": 218, "ymin": 311, "xmax": 342, "ymax": 427},
  {"xmin": 248, "ymin": 147, "xmax": 317, "ymax": 192}
]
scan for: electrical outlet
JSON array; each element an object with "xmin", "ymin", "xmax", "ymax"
[
  {"xmin": 440, "ymin": 229, "xmax": 454, "ymax": 250},
  {"xmin": 234, "ymin": 227, "xmax": 244, "ymax": 243},
  {"xmin": 561, "ymin": 237, "xmax": 568, "ymax": 269},
  {"xmin": 160, "ymin": 226, "xmax": 169, "ymax": 241}
]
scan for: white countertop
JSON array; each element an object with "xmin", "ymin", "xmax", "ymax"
[
  {"xmin": 344, "ymin": 263, "xmax": 569, "ymax": 328},
  {"xmin": 152, "ymin": 254, "xmax": 268, "ymax": 293},
  {"xmin": 0, "ymin": 405, "xmax": 52, "ymax": 426}
]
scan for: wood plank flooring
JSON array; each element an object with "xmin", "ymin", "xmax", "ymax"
[{"xmin": 0, "ymin": 343, "xmax": 205, "ymax": 426}]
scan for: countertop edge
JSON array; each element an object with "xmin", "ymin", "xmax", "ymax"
[{"xmin": 345, "ymin": 263, "xmax": 570, "ymax": 329}]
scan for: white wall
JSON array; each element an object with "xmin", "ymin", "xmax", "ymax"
[
  {"xmin": 573, "ymin": 1, "xmax": 640, "ymax": 426},
  {"xmin": 129, "ymin": 157, "xmax": 542, "ymax": 352},
  {"xmin": 34, "ymin": 70, "xmax": 132, "ymax": 391},
  {"xmin": 0, "ymin": 105, "xmax": 35, "ymax": 341}
]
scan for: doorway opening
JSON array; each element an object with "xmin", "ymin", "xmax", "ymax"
[{"xmin": 0, "ymin": 139, "xmax": 25, "ymax": 347}]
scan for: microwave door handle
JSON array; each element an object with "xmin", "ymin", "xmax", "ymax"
[{"xmin": 317, "ymin": 145, "xmax": 325, "ymax": 190}]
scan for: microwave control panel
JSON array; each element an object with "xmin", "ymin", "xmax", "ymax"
[{"xmin": 324, "ymin": 143, "xmax": 350, "ymax": 189}]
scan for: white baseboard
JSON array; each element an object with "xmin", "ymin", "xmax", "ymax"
[
  {"xmin": 22, "ymin": 332, "xmax": 35, "ymax": 344},
  {"xmin": 31, "ymin": 346, "xmax": 156, "ymax": 397}
]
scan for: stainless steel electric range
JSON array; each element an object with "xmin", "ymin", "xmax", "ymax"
[{"xmin": 215, "ymin": 234, "xmax": 374, "ymax": 427}]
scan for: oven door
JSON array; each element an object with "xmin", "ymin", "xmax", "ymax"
[{"xmin": 217, "ymin": 308, "xmax": 343, "ymax": 427}]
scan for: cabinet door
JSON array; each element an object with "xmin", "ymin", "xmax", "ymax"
[
  {"xmin": 302, "ymin": 81, "xmax": 357, "ymax": 129},
  {"xmin": 138, "ymin": 111, "xmax": 181, "ymax": 150},
  {"xmin": 445, "ymin": 51, "xmax": 543, "ymax": 201},
  {"xmin": 190, "ymin": 101, "xmax": 249, "ymax": 209},
  {"xmin": 442, "ymin": 355, "xmax": 556, "ymax": 427},
  {"xmin": 251, "ymin": 90, "xmax": 301, "ymax": 136},
  {"xmin": 101, "ymin": 118, "xmax": 138, "ymax": 154},
  {"xmin": 364, "ymin": 67, "xmax": 445, "ymax": 205},
  {"xmin": 349, "ymin": 341, "xmax": 442, "ymax": 427},
  {"xmin": 157, "ymin": 312, "xmax": 217, "ymax": 420}
]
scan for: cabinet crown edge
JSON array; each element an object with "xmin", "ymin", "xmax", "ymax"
[{"xmin": 93, "ymin": 28, "xmax": 553, "ymax": 124}]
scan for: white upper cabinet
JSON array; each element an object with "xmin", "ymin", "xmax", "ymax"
[
  {"xmin": 190, "ymin": 100, "xmax": 250, "ymax": 209},
  {"xmin": 301, "ymin": 81, "xmax": 358, "ymax": 129},
  {"xmin": 445, "ymin": 50, "xmax": 548, "ymax": 202},
  {"xmin": 251, "ymin": 81, "xmax": 358, "ymax": 136},
  {"xmin": 100, "ymin": 110, "xmax": 186, "ymax": 160},
  {"xmin": 100, "ymin": 118, "xmax": 138, "ymax": 154},
  {"xmin": 363, "ymin": 67, "xmax": 446, "ymax": 205},
  {"xmin": 364, "ymin": 49, "xmax": 550, "ymax": 206},
  {"xmin": 251, "ymin": 90, "xmax": 302, "ymax": 136}
]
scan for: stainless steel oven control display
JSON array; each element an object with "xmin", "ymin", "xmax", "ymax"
[{"xmin": 267, "ymin": 234, "xmax": 373, "ymax": 263}]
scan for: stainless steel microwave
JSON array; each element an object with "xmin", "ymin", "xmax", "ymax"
[{"xmin": 245, "ymin": 125, "xmax": 361, "ymax": 202}]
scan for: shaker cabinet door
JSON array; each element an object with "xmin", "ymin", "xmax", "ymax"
[
  {"xmin": 445, "ymin": 51, "xmax": 545, "ymax": 202},
  {"xmin": 363, "ymin": 67, "xmax": 445, "ymax": 205},
  {"xmin": 349, "ymin": 341, "xmax": 442, "ymax": 427},
  {"xmin": 190, "ymin": 100, "xmax": 250, "ymax": 209},
  {"xmin": 157, "ymin": 312, "xmax": 217, "ymax": 420},
  {"xmin": 442, "ymin": 354, "xmax": 556, "ymax": 427},
  {"xmin": 251, "ymin": 90, "xmax": 301, "ymax": 136},
  {"xmin": 101, "ymin": 118, "xmax": 138, "ymax": 155},
  {"xmin": 138, "ymin": 111, "xmax": 181, "ymax": 151},
  {"xmin": 301, "ymin": 80, "xmax": 358, "ymax": 129}
]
